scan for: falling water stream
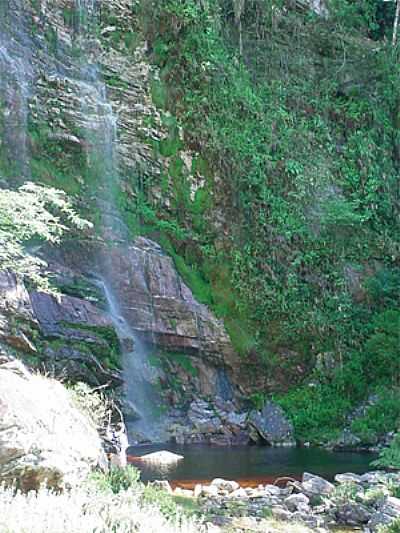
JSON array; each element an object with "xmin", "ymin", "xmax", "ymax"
[
  {"xmin": 0, "ymin": 2, "xmax": 33, "ymax": 179},
  {"xmin": 74, "ymin": 0, "xmax": 167, "ymax": 443},
  {"xmin": 96, "ymin": 279, "xmax": 168, "ymax": 443}
]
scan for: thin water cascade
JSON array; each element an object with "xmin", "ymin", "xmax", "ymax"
[
  {"xmin": 0, "ymin": 2, "xmax": 33, "ymax": 179},
  {"xmin": 74, "ymin": 1, "xmax": 168, "ymax": 443},
  {"xmin": 97, "ymin": 279, "xmax": 168, "ymax": 443}
]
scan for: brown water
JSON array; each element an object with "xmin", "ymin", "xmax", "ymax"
[{"xmin": 128, "ymin": 444, "xmax": 377, "ymax": 487}]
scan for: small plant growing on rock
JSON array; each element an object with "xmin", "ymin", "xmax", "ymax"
[
  {"xmin": 363, "ymin": 487, "xmax": 387, "ymax": 507},
  {"xmin": 374, "ymin": 433, "xmax": 400, "ymax": 470},
  {"xmin": 69, "ymin": 382, "xmax": 109, "ymax": 430},
  {"xmin": 329, "ymin": 482, "xmax": 360, "ymax": 505}
]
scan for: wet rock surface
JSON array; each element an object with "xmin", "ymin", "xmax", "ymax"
[
  {"xmin": 99, "ymin": 239, "xmax": 236, "ymax": 369},
  {"xmin": 0, "ymin": 269, "xmax": 122, "ymax": 386}
]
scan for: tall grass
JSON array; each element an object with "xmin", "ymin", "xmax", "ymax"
[{"xmin": 0, "ymin": 483, "xmax": 205, "ymax": 533}]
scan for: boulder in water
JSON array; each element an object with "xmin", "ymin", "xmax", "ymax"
[{"xmin": 136, "ymin": 451, "xmax": 184, "ymax": 465}]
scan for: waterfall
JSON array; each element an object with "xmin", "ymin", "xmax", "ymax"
[
  {"xmin": 0, "ymin": 1, "xmax": 33, "ymax": 179},
  {"xmin": 74, "ymin": 1, "xmax": 167, "ymax": 443},
  {"xmin": 97, "ymin": 280, "xmax": 167, "ymax": 443}
]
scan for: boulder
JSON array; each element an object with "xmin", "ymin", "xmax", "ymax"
[
  {"xmin": 334, "ymin": 473, "xmax": 362, "ymax": 484},
  {"xmin": 335, "ymin": 502, "xmax": 371, "ymax": 525},
  {"xmin": 231, "ymin": 488, "xmax": 249, "ymax": 499},
  {"xmin": 302, "ymin": 473, "xmax": 335, "ymax": 496},
  {"xmin": 0, "ymin": 271, "xmax": 37, "ymax": 353},
  {"xmin": 211, "ymin": 478, "xmax": 240, "ymax": 493},
  {"xmin": 380, "ymin": 496, "xmax": 400, "ymax": 518},
  {"xmin": 199, "ymin": 484, "xmax": 219, "ymax": 498},
  {"xmin": 271, "ymin": 506, "xmax": 292, "ymax": 521},
  {"xmin": 333, "ymin": 429, "xmax": 362, "ymax": 450},
  {"xmin": 264, "ymin": 484, "xmax": 282, "ymax": 496},
  {"xmin": 0, "ymin": 357, "xmax": 104, "ymax": 491},
  {"xmin": 361, "ymin": 471, "xmax": 387, "ymax": 485},
  {"xmin": 136, "ymin": 451, "xmax": 184, "ymax": 465},
  {"xmin": 367, "ymin": 511, "xmax": 394, "ymax": 531},
  {"xmin": 285, "ymin": 493, "xmax": 310, "ymax": 511},
  {"xmin": 248, "ymin": 401, "xmax": 295, "ymax": 446}
]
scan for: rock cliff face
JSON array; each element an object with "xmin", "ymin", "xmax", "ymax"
[
  {"xmin": 0, "ymin": 238, "xmax": 297, "ymax": 446},
  {"xmin": 99, "ymin": 238, "xmax": 241, "ymax": 391},
  {"xmin": 0, "ymin": 0, "xmax": 257, "ymax": 445},
  {"xmin": 25, "ymin": 0, "xmax": 163, "ymax": 183},
  {"xmin": 0, "ymin": 234, "xmax": 248, "ymax": 443}
]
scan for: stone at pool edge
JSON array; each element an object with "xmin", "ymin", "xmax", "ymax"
[
  {"xmin": 134, "ymin": 451, "xmax": 184, "ymax": 465},
  {"xmin": 248, "ymin": 401, "xmax": 295, "ymax": 446}
]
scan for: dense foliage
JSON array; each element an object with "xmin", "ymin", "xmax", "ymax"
[{"xmin": 136, "ymin": 0, "xmax": 400, "ymax": 443}]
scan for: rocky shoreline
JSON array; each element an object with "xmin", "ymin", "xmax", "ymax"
[{"xmin": 154, "ymin": 470, "xmax": 400, "ymax": 532}]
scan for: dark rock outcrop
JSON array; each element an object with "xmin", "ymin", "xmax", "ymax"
[
  {"xmin": 30, "ymin": 291, "xmax": 112, "ymax": 338},
  {"xmin": 248, "ymin": 401, "xmax": 295, "ymax": 446},
  {"xmin": 30, "ymin": 290, "xmax": 123, "ymax": 385},
  {"xmin": 0, "ymin": 270, "xmax": 122, "ymax": 386}
]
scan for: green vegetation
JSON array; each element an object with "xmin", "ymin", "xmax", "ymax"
[
  {"xmin": 1, "ymin": 0, "xmax": 399, "ymax": 447},
  {"xmin": 0, "ymin": 467, "xmax": 204, "ymax": 533},
  {"xmin": 383, "ymin": 520, "xmax": 400, "ymax": 533},
  {"xmin": 374, "ymin": 433, "xmax": 400, "ymax": 470},
  {"xmin": 136, "ymin": 0, "xmax": 400, "ymax": 443},
  {"xmin": 0, "ymin": 182, "xmax": 90, "ymax": 287},
  {"xmin": 59, "ymin": 322, "xmax": 122, "ymax": 370},
  {"xmin": 90, "ymin": 465, "xmax": 140, "ymax": 494}
]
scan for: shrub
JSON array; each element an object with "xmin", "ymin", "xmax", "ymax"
[
  {"xmin": 68, "ymin": 382, "xmax": 110, "ymax": 431},
  {"xmin": 90, "ymin": 465, "xmax": 140, "ymax": 494},
  {"xmin": 380, "ymin": 518, "xmax": 400, "ymax": 533},
  {"xmin": 373, "ymin": 433, "xmax": 400, "ymax": 470}
]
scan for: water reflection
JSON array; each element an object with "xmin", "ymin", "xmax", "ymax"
[{"xmin": 128, "ymin": 444, "xmax": 376, "ymax": 487}]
